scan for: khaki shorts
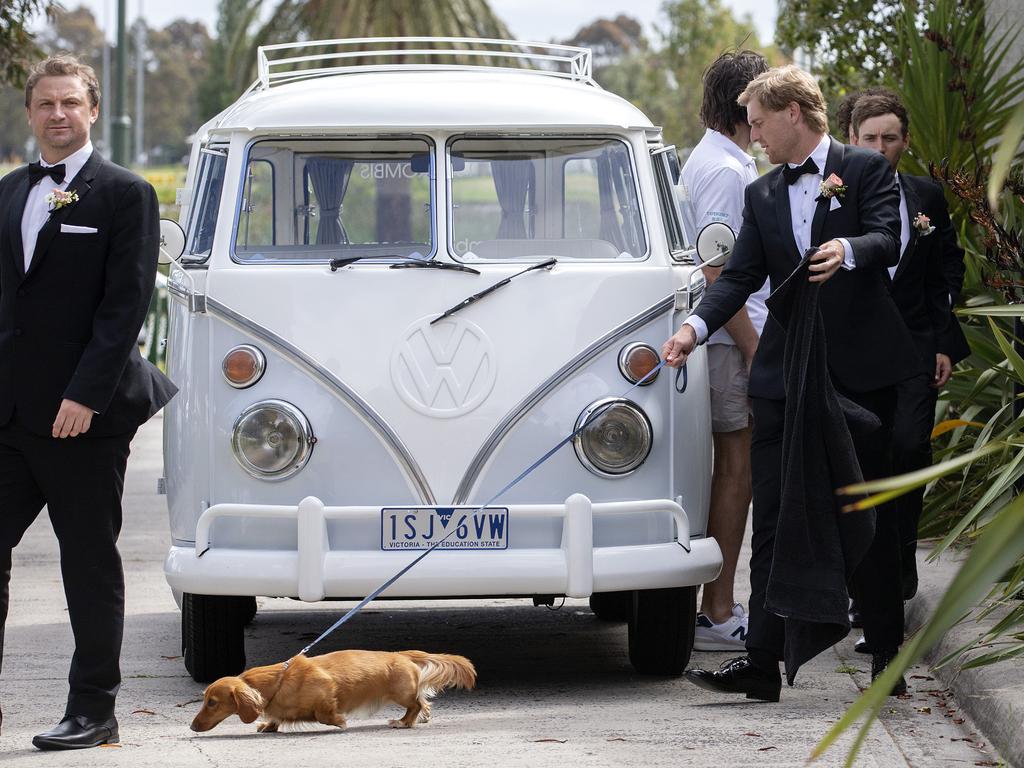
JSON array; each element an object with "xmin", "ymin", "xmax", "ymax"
[{"xmin": 707, "ymin": 344, "xmax": 752, "ymax": 433}]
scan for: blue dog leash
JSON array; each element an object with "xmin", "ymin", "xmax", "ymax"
[{"xmin": 297, "ymin": 357, "xmax": 673, "ymax": 657}]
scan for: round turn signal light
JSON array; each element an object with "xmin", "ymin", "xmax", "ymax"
[
  {"xmin": 618, "ymin": 342, "xmax": 660, "ymax": 385},
  {"xmin": 222, "ymin": 345, "xmax": 266, "ymax": 389}
]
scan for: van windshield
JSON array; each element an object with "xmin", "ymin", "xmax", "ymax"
[
  {"xmin": 233, "ymin": 138, "xmax": 434, "ymax": 263},
  {"xmin": 449, "ymin": 137, "xmax": 647, "ymax": 262}
]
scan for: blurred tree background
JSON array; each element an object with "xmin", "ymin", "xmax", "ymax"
[{"xmin": 0, "ymin": 0, "xmax": 779, "ymax": 164}]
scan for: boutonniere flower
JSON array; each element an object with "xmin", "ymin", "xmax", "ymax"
[
  {"xmin": 817, "ymin": 173, "xmax": 847, "ymax": 200},
  {"xmin": 46, "ymin": 188, "xmax": 79, "ymax": 212},
  {"xmin": 912, "ymin": 212, "xmax": 935, "ymax": 236}
]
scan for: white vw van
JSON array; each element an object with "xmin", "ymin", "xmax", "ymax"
[{"xmin": 161, "ymin": 38, "xmax": 722, "ymax": 682}]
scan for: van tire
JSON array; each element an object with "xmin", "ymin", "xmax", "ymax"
[
  {"xmin": 182, "ymin": 593, "xmax": 248, "ymax": 682},
  {"xmin": 589, "ymin": 591, "xmax": 633, "ymax": 622},
  {"xmin": 627, "ymin": 586, "xmax": 696, "ymax": 675}
]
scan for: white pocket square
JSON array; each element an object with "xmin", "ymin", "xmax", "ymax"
[
  {"xmin": 829, "ymin": 197, "xmax": 842, "ymax": 212},
  {"xmin": 60, "ymin": 224, "xmax": 98, "ymax": 234}
]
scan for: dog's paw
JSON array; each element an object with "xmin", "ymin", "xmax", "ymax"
[
  {"xmin": 257, "ymin": 721, "xmax": 279, "ymax": 733},
  {"xmin": 388, "ymin": 719, "xmax": 412, "ymax": 729}
]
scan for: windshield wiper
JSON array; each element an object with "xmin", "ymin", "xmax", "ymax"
[
  {"xmin": 329, "ymin": 254, "xmax": 426, "ymax": 272},
  {"xmin": 430, "ymin": 258, "xmax": 557, "ymax": 325},
  {"xmin": 389, "ymin": 261, "xmax": 480, "ymax": 275}
]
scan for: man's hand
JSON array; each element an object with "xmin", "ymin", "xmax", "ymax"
[
  {"xmin": 52, "ymin": 399, "xmax": 93, "ymax": 438},
  {"xmin": 933, "ymin": 353, "xmax": 953, "ymax": 388},
  {"xmin": 661, "ymin": 324, "xmax": 697, "ymax": 368},
  {"xmin": 808, "ymin": 240, "xmax": 845, "ymax": 283}
]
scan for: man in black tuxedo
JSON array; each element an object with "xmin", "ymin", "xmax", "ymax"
[
  {"xmin": 662, "ymin": 65, "xmax": 918, "ymax": 701},
  {"xmin": 850, "ymin": 92, "xmax": 970, "ymax": 602},
  {"xmin": 0, "ymin": 55, "xmax": 176, "ymax": 749}
]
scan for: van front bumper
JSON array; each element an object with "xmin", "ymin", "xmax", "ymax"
[{"xmin": 164, "ymin": 494, "xmax": 722, "ymax": 601}]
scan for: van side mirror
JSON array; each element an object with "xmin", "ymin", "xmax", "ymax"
[
  {"xmin": 695, "ymin": 222, "xmax": 735, "ymax": 268},
  {"xmin": 159, "ymin": 219, "xmax": 186, "ymax": 265}
]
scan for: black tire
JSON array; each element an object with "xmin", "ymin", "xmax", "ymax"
[
  {"xmin": 627, "ymin": 585, "xmax": 697, "ymax": 675},
  {"xmin": 589, "ymin": 591, "xmax": 633, "ymax": 622},
  {"xmin": 182, "ymin": 593, "xmax": 249, "ymax": 683}
]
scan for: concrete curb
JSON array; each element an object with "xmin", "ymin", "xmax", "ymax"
[{"xmin": 905, "ymin": 544, "xmax": 1024, "ymax": 768}]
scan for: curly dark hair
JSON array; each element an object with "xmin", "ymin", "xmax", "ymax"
[
  {"xmin": 699, "ymin": 50, "xmax": 768, "ymax": 136},
  {"xmin": 850, "ymin": 92, "xmax": 909, "ymax": 139},
  {"xmin": 835, "ymin": 86, "xmax": 899, "ymax": 141}
]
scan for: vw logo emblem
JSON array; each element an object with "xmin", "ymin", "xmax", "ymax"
[{"xmin": 391, "ymin": 317, "xmax": 497, "ymax": 418}]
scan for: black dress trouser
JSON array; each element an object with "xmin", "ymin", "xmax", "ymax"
[
  {"xmin": 746, "ymin": 388, "xmax": 904, "ymax": 669},
  {"xmin": 0, "ymin": 418, "xmax": 133, "ymax": 721},
  {"xmin": 892, "ymin": 373, "xmax": 938, "ymax": 600}
]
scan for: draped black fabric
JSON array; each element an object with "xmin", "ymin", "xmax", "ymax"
[
  {"xmin": 491, "ymin": 158, "xmax": 533, "ymax": 239},
  {"xmin": 763, "ymin": 253, "xmax": 879, "ymax": 685},
  {"xmin": 307, "ymin": 157, "xmax": 354, "ymax": 245}
]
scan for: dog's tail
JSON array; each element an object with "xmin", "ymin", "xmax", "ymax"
[{"xmin": 401, "ymin": 651, "xmax": 477, "ymax": 692}]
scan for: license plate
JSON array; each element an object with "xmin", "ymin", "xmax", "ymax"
[{"xmin": 380, "ymin": 507, "xmax": 509, "ymax": 550}]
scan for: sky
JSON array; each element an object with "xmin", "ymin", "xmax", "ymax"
[{"xmin": 66, "ymin": 0, "xmax": 777, "ymax": 46}]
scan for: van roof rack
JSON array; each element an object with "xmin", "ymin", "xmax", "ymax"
[{"xmin": 256, "ymin": 37, "xmax": 595, "ymax": 89}]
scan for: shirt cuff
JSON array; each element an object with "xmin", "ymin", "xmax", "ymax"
[
  {"xmin": 683, "ymin": 315, "xmax": 708, "ymax": 344},
  {"xmin": 838, "ymin": 238, "xmax": 855, "ymax": 270}
]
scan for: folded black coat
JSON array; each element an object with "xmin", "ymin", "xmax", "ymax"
[{"xmin": 763, "ymin": 251, "xmax": 880, "ymax": 685}]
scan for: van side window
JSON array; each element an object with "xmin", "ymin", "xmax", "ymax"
[
  {"xmin": 184, "ymin": 148, "xmax": 227, "ymax": 262},
  {"xmin": 237, "ymin": 159, "xmax": 275, "ymax": 248},
  {"xmin": 651, "ymin": 146, "xmax": 697, "ymax": 260}
]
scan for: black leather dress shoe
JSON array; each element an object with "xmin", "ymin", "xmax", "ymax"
[
  {"xmin": 853, "ymin": 635, "xmax": 875, "ymax": 654},
  {"xmin": 871, "ymin": 651, "xmax": 908, "ymax": 696},
  {"xmin": 32, "ymin": 715, "xmax": 119, "ymax": 750},
  {"xmin": 684, "ymin": 656, "xmax": 782, "ymax": 702}
]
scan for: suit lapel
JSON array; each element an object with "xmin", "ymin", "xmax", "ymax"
[
  {"xmin": 810, "ymin": 137, "xmax": 844, "ymax": 248},
  {"xmin": 4, "ymin": 169, "xmax": 31, "ymax": 279},
  {"xmin": 893, "ymin": 175, "xmax": 921, "ymax": 283},
  {"xmin": 25, "ymin": 151, "xmax": 102, "ymax": 279},
  {"xmin": 773, "ymin": 167, "xmax": 801, "ymax": 262}
]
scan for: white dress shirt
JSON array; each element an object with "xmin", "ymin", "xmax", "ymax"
[
  {"xmin": 684, "ymin": 134, "xmax": 854, "ymax": 344},
  {"xmin": 680, "ymin": 129, "xmax": 770, "ymax": 346},
  {"xmin": 21, "ymin": 141, "xmax": 94, "ymax": 272}
]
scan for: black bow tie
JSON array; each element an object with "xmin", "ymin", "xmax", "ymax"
[
  {"xmin": 28, "ymin": 162, "xmax": 66, "ymax": 186},
  {"xmin": 782, "ymin": 157, "xmax": 819, "ymax": 185}
]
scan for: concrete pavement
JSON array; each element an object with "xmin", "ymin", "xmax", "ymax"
[{"xmin": 0, "ymin": 415, "xmax": 1003, "ymax": 766}]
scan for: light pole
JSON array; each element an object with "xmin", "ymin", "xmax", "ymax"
[
  {"xmin": 134, "ymin": 2, "xmax": 145, "ymax": 165},
  {"xmin": 111, "ymin": 0, "xmax": 132, "ymax": 167}
]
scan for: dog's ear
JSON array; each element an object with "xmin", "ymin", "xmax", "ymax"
[{"xmin": 232, "ymin": 683, "xmax": 264, "ymax": 724}]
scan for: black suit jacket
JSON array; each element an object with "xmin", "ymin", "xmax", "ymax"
[
  {"xmin": 693, "ymin": 137, "xmax": 918, "ymax": 399},
  {"xmin": 891, "ymin": 174, "xmax": 970, "ymax": 369},
  {"xmin": 0, "ymin": 150, "xmax": 177, "ymax": 437}
]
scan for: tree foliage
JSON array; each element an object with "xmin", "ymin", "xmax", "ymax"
[
  {"xmin": 774, "ymin": 0, "xmax": 912, "ymax": 112},
  {"xmin": 564, "ymin": 2, "xmax": 782, "ymax": 150},
  {"xmin": 0, "ymin": 0, "xmax": 56, "ymax": 87}
]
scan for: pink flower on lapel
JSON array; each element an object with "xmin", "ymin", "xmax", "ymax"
[
  {"xmin": 46, "ymin": 188, "xmax": 79, "ymax": 212},
  {"xmin": 818, "ymin": 173, "xmax": 847, "ymax": 200},
  {"xmin": 912, "ymin": 212, "xmax": 935, "ymax": 236}
]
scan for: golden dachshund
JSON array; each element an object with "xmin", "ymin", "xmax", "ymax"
[{"xmin": 190, "ymin": 649, "xmax": 476, "ymax": 733}]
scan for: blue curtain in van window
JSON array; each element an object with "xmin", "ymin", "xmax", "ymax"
[
  {"xmin": 491, "ymin": 158, "xmax": 533, "ymax": 239},
  {"xmin": 307, "ymin": 157, "xmax": 354, "ymax": 245},
  {"xmin": 596, "ymin": 151, "xmax": 626, "ymax": 252}
]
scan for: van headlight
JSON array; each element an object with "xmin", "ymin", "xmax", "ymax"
[
  {"xmin": 231, "ymin": 400, "xmax": 314, "ymax": 480},
  {"xmin": 573, "ymin": 397, "xmax": 653, "ymax": 477}
]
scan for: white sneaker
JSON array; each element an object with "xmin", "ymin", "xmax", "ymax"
[{"xmin": 694, "ymin": 603, "xmax": 749, "ymax": 651}]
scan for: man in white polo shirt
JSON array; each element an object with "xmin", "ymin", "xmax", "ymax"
[{"xmin": 679, "ymin": 50, "xmax": 769, "ymax": 651}]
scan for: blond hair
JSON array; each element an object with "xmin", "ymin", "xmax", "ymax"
[
  {"xmin": 738, "ymin": 65, "xmax": 828, "ymax": 135},
  {"xmin": 25, "ymin": 55, "xmax": 101, "ymax": 109}
]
